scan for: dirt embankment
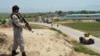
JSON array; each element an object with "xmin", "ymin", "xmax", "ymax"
[{"xmin": 0, "ymin": 27, "xmax": 90, "ymax": 56}]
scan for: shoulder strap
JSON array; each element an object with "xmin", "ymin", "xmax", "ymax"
[
  {"xmin": 10, "ymin": 13, "xmax": 20, "ymax": 28},
  {"xmin": 15, "ymin": 13, "xmax": 23, "ymax": 22},
  {"xmin": 15, "ymin": 14, "xmax": 20, "ymax": 19}
]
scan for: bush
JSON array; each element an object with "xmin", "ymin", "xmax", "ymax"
[
  {"xmin": 0, "ymin": 19, "xmax": 2, "ymax": 22},
  {"xmin": 1, "ymin": 19, "xmax": 6, "ymax": 24}
]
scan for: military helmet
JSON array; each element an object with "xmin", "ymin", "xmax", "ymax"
[{"xmin": 12, "ymin": 5, "xmax": 19, "ymax": 11}]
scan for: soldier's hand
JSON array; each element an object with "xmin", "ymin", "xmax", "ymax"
[{"xmin": 21, "ymin": 23, "xmax": 26, "ymax": 27}]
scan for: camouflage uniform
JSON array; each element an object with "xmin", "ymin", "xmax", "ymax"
[{"xmin": 11, "ymin": 13, "xmax": 25, "ymax": 52}]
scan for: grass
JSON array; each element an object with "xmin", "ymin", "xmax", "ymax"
[
  {"xmin": 50, "ymin": 28, "xmax": 67, "ymax": 37},
  {"xmin": 30, "ymin": 23, "xmax": 67, "ymax": 36},
  {"xmin": 61, "ymin": 22, "xmax": 100, "ymax": 38},
  {"xmin": 30, "ymin": 24, "xmax": 68, "ymax": 37},
  {"xmin": 30, "ymin": 24, "xmax": 67, "ymax": 37},
  {"xmin": 1, "ymin": 22, "xmax": 99, "ymax": 55},
  {"xmin": 50, "ymin": 27, "xmax": 100, "ymax": 56},
  {"xmin": 30, "ymin": 24, "xmax": 49, "ymax": 29},
  {"xmin": 25, "ymin": 18, "xmax": 35, "ymax": 22},
  {"xmin": 71, "ymin": 40, "xmax": 100, "ymax": 56}
]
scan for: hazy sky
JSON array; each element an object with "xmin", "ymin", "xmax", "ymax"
[{"xmin": 0, "ymin": 0, "xmax": 100, "ymax": 13}]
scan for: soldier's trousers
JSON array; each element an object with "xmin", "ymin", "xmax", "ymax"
[{"xmin": 12, "ymin": 28, "xmax": 25, "ymax": 52}]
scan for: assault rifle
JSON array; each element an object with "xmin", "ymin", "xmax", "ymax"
[
  {"xmin": 17, "ymin": 13, "xmax": 33, "ymax": 33},
  {"xmin": 22, "ymin": 17, "xmax": 33, "ymax": 33}
]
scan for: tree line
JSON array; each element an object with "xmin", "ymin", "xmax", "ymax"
[
  {"xmin": 0, "ymin": 10, "xmax": 100, "ymax": 19},
  {"xmin": 55, "ymin": 10, "xmax": 100, "ymax": 16}
]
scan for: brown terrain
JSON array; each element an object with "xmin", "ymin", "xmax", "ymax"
[{"xmin": 0, "ymin": 26, "xmax": 91, "ymax": 56}]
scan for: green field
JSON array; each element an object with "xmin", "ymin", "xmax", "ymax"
[
  {"xmin": 30, "ymin": 24, "xmax": 49, "ymax": 29},
  {"xmin": 61, "ymin": 22, "xmax": 100, "ymax": 38},
  {"xmin": 25, "ymin": 18, "xmax": 35, "ymax": 22},
  {"xmin": 50, "ymin": 28, "xmax": 67, "ymax": 37},
  {"xmin": 71, "ymin": 40, "xmax": 100, "ymax": 56},
  {"xmin": 49, "ymin": 27, "xmax": 100, "ymax": 56}
]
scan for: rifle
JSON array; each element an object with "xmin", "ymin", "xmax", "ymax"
[
  {"xmin": 22, "ymin": 17, "xmax": 33, "ymax": 33},
  {"xmin": 17, "ymin": 13, "xmax": 33, "ymax": 33}
]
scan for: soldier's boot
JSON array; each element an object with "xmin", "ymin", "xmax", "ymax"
[
  {"xmin": 22, "ymin": 52, "xmax": 26, "ymax": 56},
  {"xmin": 11, "ymin": 50, "xmax": 19, "ymax": 56}
]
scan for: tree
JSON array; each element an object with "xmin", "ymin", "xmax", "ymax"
[
  {"xmin": 55, "ymin": 10, "xmax": 66, "ymax": 16},
  {"xmin": 80, "ymin": 10, "xmax": 88, "ymax": 14}
]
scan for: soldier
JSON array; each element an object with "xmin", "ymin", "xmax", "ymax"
[{"xmin": 10, "ymin": 5, "xmax": 26, "ymax": 56}]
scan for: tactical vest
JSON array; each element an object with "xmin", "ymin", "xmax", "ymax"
[{"xmin": 10, "ymin": 13, "xmax": 22, "ymax": 28}]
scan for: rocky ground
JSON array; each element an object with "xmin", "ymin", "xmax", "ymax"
[{"xmin": 0, "ymin": 27, "xmax": 91, "ymax": 56}]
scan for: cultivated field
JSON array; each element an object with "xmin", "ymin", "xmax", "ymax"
[{"xmin": 61, "ymin": 22, "xmax": 100, "ymax": 38}]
